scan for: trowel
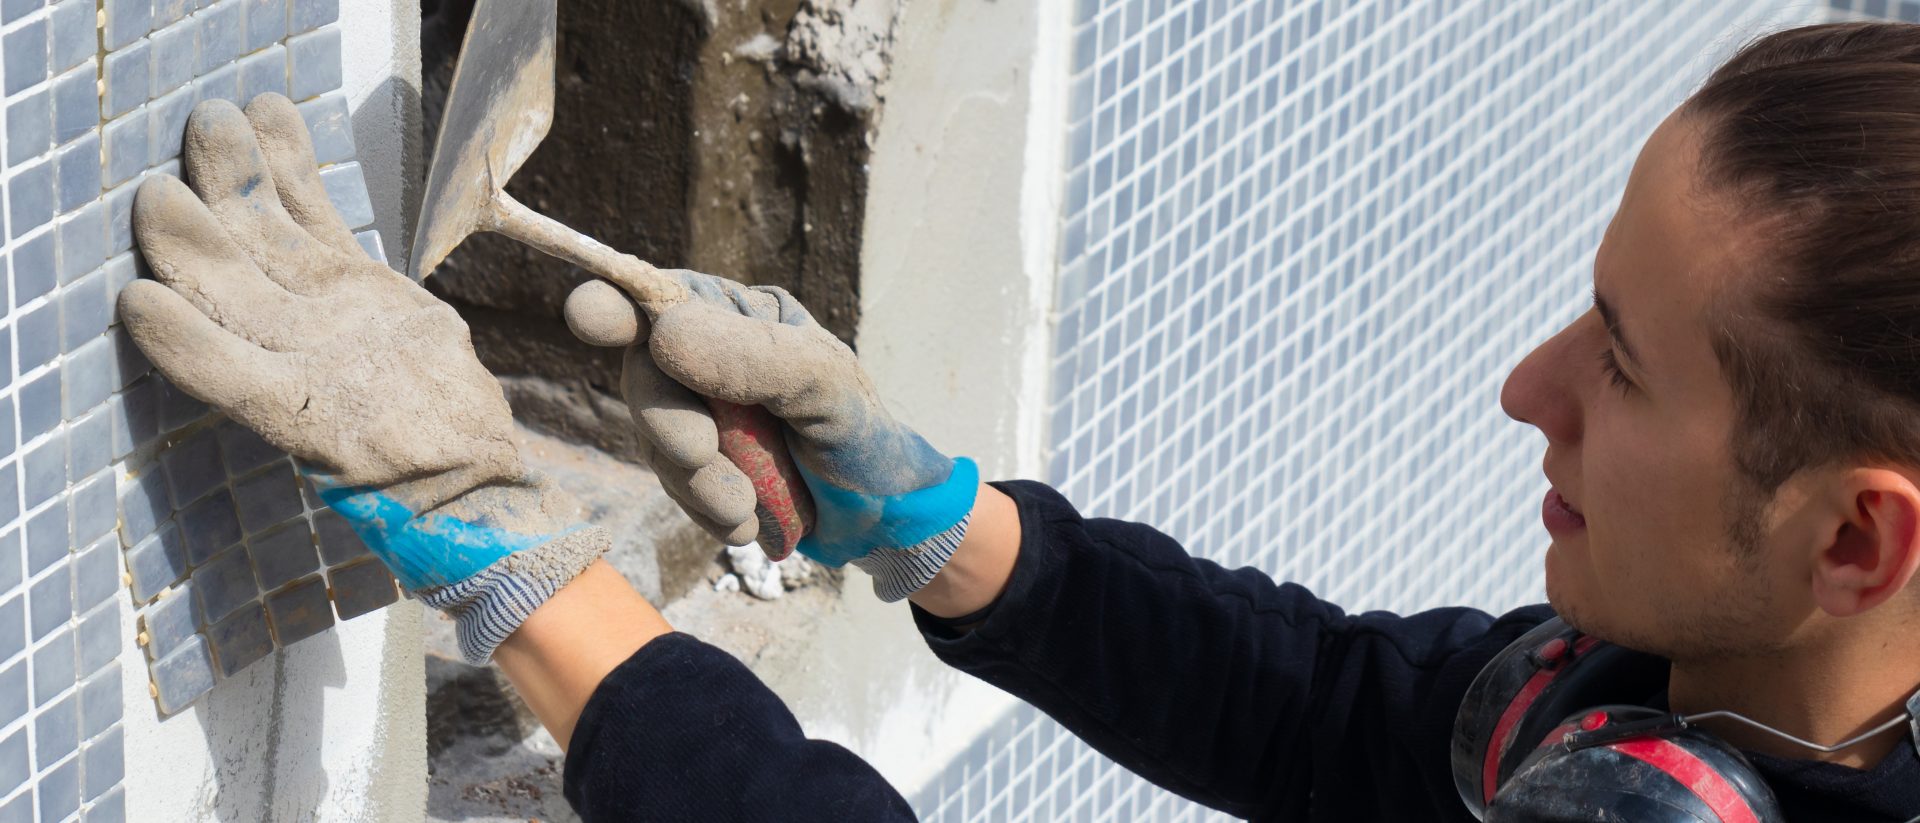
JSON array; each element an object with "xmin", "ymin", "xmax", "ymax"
[{"xmin": 410, "ymin": 0, "xmax": 815, "ymax": 560}]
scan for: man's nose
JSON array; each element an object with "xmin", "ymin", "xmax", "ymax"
[{"xmin": 1500, "ymin": 324, "xmax": 1583, "ymax": 445}]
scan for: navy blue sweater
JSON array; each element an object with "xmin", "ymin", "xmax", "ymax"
[{"xmin": 562, "ymin": 480, "xmax": 1920, "ymax": 821}]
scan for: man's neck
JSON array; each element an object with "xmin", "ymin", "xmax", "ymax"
[{"xmin": 1666, "ymin": 641, "xmax": 1919, "ymax": 770}]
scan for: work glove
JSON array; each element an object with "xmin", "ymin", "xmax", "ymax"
[
  {"xmin": 118, "ymin": 94, "xmax": 606, "ymax": 664},
  {"xmin": 564, "ymin": 276, "xmax": 979, "ymax": 602}
]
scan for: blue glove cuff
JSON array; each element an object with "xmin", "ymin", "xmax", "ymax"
[{"xmin": 797, "ymin": 456, "xmax": 981, "ymax": 567}]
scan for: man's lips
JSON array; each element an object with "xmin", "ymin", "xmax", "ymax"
[{"xmin": 1543, "ymin": 489, "xmax": 1587, "ymax": 533}]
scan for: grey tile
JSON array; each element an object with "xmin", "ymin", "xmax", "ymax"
[
  {"xmin": 37, "ymin": 754, "xmax": 79, "ymax": 823},
  {"xmin": 238, "ymin": 43, "xmax": 288, "ymax": 102},
  {"xmin": 191, "ymin": 545, "xmax": 254, "ymax": 624},
  {"xmin": 289, "ymin": 0, "xmax": 335, "ymax": 33},
  {"xmin": 0, "ymin": 398, "xmax": 13, "ymax": 468},
  {"xmin": 105, "ymin": 255, "xmax": 145, "ymax": 323},
  {"xmin": 19, "ymin": 301, "xmax": 61, "ymax": 372},
  {"xmin": 148, "ymin": 85, "xmax": 196, "ymax": 166},
  {"xmin": 286, "ymin": 26, "xmax": 340, "ymax": 101},
  {"xmin": 0, "ymin": 464, "xmax": 18, "ymax": 528},
  {"xmin": 64, "ymin": 337, "xmax": 117, "ymax": 419},
  {"xmin": 231, "ymin": 464, "xmax": 300, "ymax": 533},
  {"xmin": 3, "ymin": 18, "xmax": 47, "ymax": 97},
  {"xmin": 32, "ymin": 627, "xmax": 73, "ymax": 706},
  {"xmin": 248, "ymin": 522, "xmax": 314, "ymax": 591},
  {"xmin": 0, "ymin": 663, "xmax": 24, "ymax": 729},
  {"xmin": 242, "ymin": 0, "xmax": 285, "ymax": 52},
  {"xmin": 354, "ymin": 230, "xmax": 386, "ymax": 266},
  {"xmin": 0, "ymin": 597, "xmax": 21, "ymax": 663},
  {"xmin": 78, "ymin": 662, "xmax": 120, "ymax": 739},
  {"xmin": 149, "ymin": 19, "xmax": 197, "ymax": 101},
  {"xmin": 115, "ymin": 466, "xmax": 171, "ymax": 548},
  {"xmin": 50, "ymin": 64, "xmax": 96, "ymax": 145},
  {"xmin": 150, "ymin": 634, "xmax": 213, "ymax": 714},
  {"xmin": 328, "ymin": 558, "xmax": 396, "ymax": 621},
  {"xmin": 0, "ymin": 794, "xmax": 21, "ymax": 823},
  {"xmin": 67, "ymin": 409, "xmax": 111, "ymax": 481},
  {"xmin": 102, "ymin": 39, "xmax": 151, "ymax": 119},
  {"xmin": 311, "ymin": 507, "xmax": 367, "ymax": 565},
  {"xmin": 8, "ymin": 159, "xmax": 55, "ymax": 239},
  {"xmin": 178, "ymin": 489, "xmax": 239, "ymax": 564},
  {"xmin": 193, "ymin": 60, "xmax": 241, "ymax": 107},
  {"xmin": 162, "ymin": 430, "xmax": 224, "ymax": 510},
  {"xmin": 216, "ymin": 421, "xmax": 280, "ymax": 475},
  {"xmin": 0, "ymin": 532, "xmax": 18, "ymax": 595},
  {"xmin": 70, "ymin": 471, "xmax": 116, "ymax": 548},
  {"xmin": 153, "ymin": 0, "xmax": 192, "ymax": 28},
  {"xmin": 320, "ymin": 162, "xmax": 374, "ymax": 229},
  {"xmin": 5, "ymin": 88, "xmax": 51, "ymax": 167},
  {"xmin": 49, "ymin": 0, "xmax": 93, "ymax": 75},
  {"xmin": 195, "ymin": 0, "xmax": 243, "ymax": 73},
  {"xmin": 83, "ymin": 787, "xmax": 123, "ymax": 823},
  {"xmin": 34, "ymin": 692, "xmax": 77, "ymax": 769},
  {"xmin": 13, "ymin": 231, "xmax": 56, "ymax": 301},
  {"xmin": 155, "ymin": 374, "xmax": 208, "ymax": 431},
  {"xmin": 81, "ymin": 727, "xmax": 121, "ymax": 801},
  {"xmin": 56, "ymin": 207, "xmax": 104, "ymax": 294},
  {"xmin": 103, "ymin": 183, "xmax": 140, "ymax": 257},
  {"xmin": 107, "ymin": 378, "xmax": 162, "ymax": 461},
  {"xmin": 264, "ymin": 574, "xmax": 329, "ymax": 645},
  {"xmin": 123, "ymin": 524, "xmax": 186, "ymax": 602},
  {"xmin": 21, "ymin": 436, "xmax": 64, "ymax": 512},
  {"xmin": 71, "ymin": 535, "xmax": 119, "ymax": 613},
  {"xmin": 296, "ymin": 93, "xmax": 353, "ymax": 164},
  {"xmin": 74, "ymin": 602, "xmax": 115, "ymax": 676},
  {"xmin": 103, "ymin": 0, "xmax": 152, "ymax": 51},
  {"xmin": 28, "ymin": 563, "xmax": 71, "ymax": 639},
  {"xmin": 19, "ymin": 366, "xmax": 61, "ymax": 441},
  {"xmin": 0, "ymin": 0, "xmax": 41, "ymax": 24},
  {"xmin": 55, "ymin": 133, "xmax": 103, "ymax": 215},
  {"xmin": 205, "ymin": 600, "xmax": 268, "ymax": 677},
  {"xmin": 24, "ymin": 503, "xmax": 65, "ymax": 582},
  {"xmin": 0, "ymin": 730, "xmax": 23, "ymax": 797},
  {"xmin": 103, "ymin": 108, "xmax": 150, "ymax": 187},
  {"xmin": 138, "ymin": 584, "xmax": 194, "ymax": 655}
]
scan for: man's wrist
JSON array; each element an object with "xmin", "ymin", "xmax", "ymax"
[{"xmin": 910, "ymin": 482, "xmax": 1022, "ymax": 618}]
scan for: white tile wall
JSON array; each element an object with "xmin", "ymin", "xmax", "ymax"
[{"xmin": 915, "ymin": 0, "xmax": 1847, "ymax": 819}]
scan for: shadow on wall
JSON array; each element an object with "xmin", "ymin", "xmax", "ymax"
[{"xmin": 191, "ymin": 633, "xmax": 346, "ymax": 820}]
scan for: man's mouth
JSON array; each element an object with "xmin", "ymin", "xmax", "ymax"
[{"xmin": 1543, "ymin": 489, "xmax": 1587, "ymax": 532}]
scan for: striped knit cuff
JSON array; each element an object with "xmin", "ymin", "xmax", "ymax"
[
  {"xmin": 417, "ymin": 525, "xmax": 609, "ymax": 665},
  {"xmin": 847, "ymin": 513, "xmax": 973, "ymax": 603}
]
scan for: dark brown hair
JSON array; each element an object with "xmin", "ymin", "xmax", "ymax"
[{"xmin": 1685, "ymin": 23, "xmax": 1920, "ymax": 519}]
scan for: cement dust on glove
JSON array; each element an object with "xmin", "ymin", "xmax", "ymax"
[{"xmin": 123, "ymin": 93, "xmax": 607, "ymax": 663}]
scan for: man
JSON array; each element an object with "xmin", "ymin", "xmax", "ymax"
[{"xmin": 118, "ymin": 22, "xmax": 1920, "ymax": 822}]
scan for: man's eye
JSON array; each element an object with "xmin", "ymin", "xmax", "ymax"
[{"xmin": 1598, "ymin": 347, "xmax": 1633, "ymax": 393}]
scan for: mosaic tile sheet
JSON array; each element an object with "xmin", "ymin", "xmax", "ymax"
[
  {"xmin": 0, "ymin": 0, "xmax": 392, "ymax": 819},
  {"xmin": 909, "ymin": 0, "xmax": 1875, "ymax": 819}
]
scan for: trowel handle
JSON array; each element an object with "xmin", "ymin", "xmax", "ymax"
[
  {"xmin": 486, "ymin": 191, "xmax": 690, "ymax": 310},
  {"xmin": 709, "ymin": 400, "xmax": 816, "ymax": 560}
]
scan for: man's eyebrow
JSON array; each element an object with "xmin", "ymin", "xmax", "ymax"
[{"xmin": 1592, "ymin": 287, "xmax": 1643, "ymax": 371}]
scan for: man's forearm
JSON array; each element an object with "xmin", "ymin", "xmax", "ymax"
[{"xmin": 909, "ymin": 482, "xmax": 1023, "ymax": 619}]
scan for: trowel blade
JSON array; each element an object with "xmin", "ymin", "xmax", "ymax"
[{"xmin": 408, "ymin": 0, "xmax": 558, "ymax": 280}]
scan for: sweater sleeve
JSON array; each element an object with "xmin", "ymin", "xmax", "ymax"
[
  {"xmin": 913, "ymin": 479, "xmax": 1555, "ymax": 820},
  {"xmin": 562, "ymin": 632, "xmax": 916, "ymax": 822}
]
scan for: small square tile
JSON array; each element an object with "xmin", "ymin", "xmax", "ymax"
[
  {"xmin": 70, "ymin": 473, "xmax": 116, "ymax": 554},
  {"xmin": 148, "ymin": 85, "xmax": 196, "ymax": 166},
  {"xmin": 191, "ymin": 545, "xmax": 254, "ymax": 624},
  {"xmin": 103, "ymin": 108, "xmax": 150, "ymax": 188},
  {"xmin": 0, "ymin": 598, "xmax": 22, "ymax": 663},
  {"xmin": 238, "ymin": 43, "xmax": 288, "ymax": 102},
  {"xmin": 19, "ymin": 301, "xmax": 61, "ymax": 373},
  {"xmin": 8, "ymin": 160, "xmax": 55, "ymax": 239},
  {"xmin": 31, "ymin": 628, "xmax": 74, "ymax": 706},
  {"xmin": 33, "ymin": 692, "xmax": 77, "ymax": 769},
  {"xmin": 62, "ymin": 268, "xmax": 114, "ymax": 351},
  {"xmin": 319, "ymin": 162, "xmax": 374, "ymax": 229},
  {"xmin": 242, "ymin": 0, "xmax": 285, "ymax": 52},
  {"xmin": 0, "ymin": 730, "xmax": 24, "ymax": 796},
  {"xmin": 28, "ymin": 556, "xmax": 71, "ymax": 639},
  {"xmin": 150, "ymin": 635, "xmax": 214, "ymax": 714},
  {"xmin": 56, "ymin": 140, "xmax": 104, "ymax": 217},
  {"xmin": 0, "ymin": 0, "xmax": 40, "ymax": 24},
  {"xmin": 49, "ymin": 64, "xmax": 96, "ymax": 145},
  {"xmin": 155, "ymin": 375, "xmax": 209, "ymax": 432},
  {"xmin": 354, "ymin": 230, "xmax": 386, "ymax": 266},
  {"xmin": 13, "ymin": 231, "xmax": 56, "ymax": 302},
  {"xmin": 5, "ymin": 88, "xmax": 51, "ymax": 167},
  {"xmin": 249, "ymin": 523, "xmax": 315, "ymax": 591},
  {"xmin": 74, "ymin": 604, "xmax": 115, "ymax": 677},
  {"xmin": 153, "ymin": 0, "xmax": 192, "ymax": 28},
  {"xmin": 37, "ymin": 749, "xmax": 79, "ymax": 822},
  {"xmin": 205, "ymin": 601, "xmax": 269, "ymax": 677},
  {"xmin": 102, "ymin": 40, "xmax": 151, "ymax": 120},
  {"xmin": 286, "ymin": 26, "xmax": 340, "ymax": 101},
  {"xmin": 296, "ymin": 93, "xmax": 353, "ymax": 164},
  {"xmin": 138, "ymin": 586, "xmax": 194, "ymax": 656},
  {"xmin": 231, "ymin": 464, "xmax": 301, "ymax": 533},
  {"xmin": 149, "ymin": 19, "xmax": 198, "ymax": 101},
  {"xmin": 19, "ymin": 367, "xmax": 61, "ymax": 442},
  {"xmin": 22, "ymin": 436, "xmax": 65, "ymax": 512},
  {"xmin": 108, "ymin": 379, "xmax": 162, "ymax": 461},
  {"xmin": 124, "ymin": 524, "xmax": 187, "ymax": 603},
  {"xmin": 215, "ymin": 421, "xmax": 281, "ymax": 475},
  {"xmin": 78, "ymin": 663, "xmax": 120, "ymax": 739},
  {"xmin": 103, "ymin": 184, "xmax": 141, "ymax": 257},
  {"xmin": 192, "ymin": 60, "xmax": 241, "ymax": 107},
  {"xmin": 83, "ymin": 787, "xmax": 123, "ymax": 823},
  {"xmin": 0, "ymin": 532, "xmax": 18, "ymax": 595},
  {"xmin": 81, "ymin": 728, "xmax": 121, "ymax": 801},
  {"xmin": 327, "ymin": 558, "xmax": 396, "ymax": 620},
  {"xmin": 264, "ymin": 574, "xmax": 330, "ymax": 645},
  {"xmin": 0, "ymin": 663, "xmax": 25, "ymax": 729},
  {"xmin": 161, "ymin": 429, "xmax": 224, "ymax": 509},
  {"xmin": 25, "ymin": 499, "xmax": 68, "ymax": 575},
  {"xmin": 67, "ymin": 409, "xmax": 111, "ymax": 481},
  {"xmin": 103, "ymin": 0, "xmax": 153, "ymax": 51},
  {"xmin": 289, "ymin": 0, "xmax": 336, "ymax": 33},
  {"xmin": 311, "ymin": 508, "xmax": 367, "ymax": 565},
  {"xmin": 116, "ymin": 469, "xmax": 172, "ymax": 549},
  {"xmin": 0, "ymin": 794, "xmax": 22, "ymax": 823},
  {"xmin": 3, "ymin": 18, "xmax": 48, "ymax": 97},
  {"xmin": 194, "ymin": 0, "xmax": 242, "ymax": 73},
  {"xmin": 71, "ymin": 535, "xmax": 119, "ymax": 613},
  {"xmin": 178, "ymin": 488, "xmax": 241, "ymax": 565},
  {"xmin": 49, "ymin": 0, "xmax": 93, "ymax": 75},
  {"xmin": 0, "ymin": 465, "xmax": 19, "ymax": 529},
  {"xmin": 63, "ymin": 342, "xmax": 117, "ymax": 421},
  {"xmin": 56, "ymin": 203, "xmax": 105, "ymax": 287}
]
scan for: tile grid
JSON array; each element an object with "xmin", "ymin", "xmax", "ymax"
[
  {"xmin": 0, "ymin": 0, "xmax": 395, "ymax": 820},
  {"xmin": 915, "ymin": 0, "xmax": 1841, "ymax": 819}
]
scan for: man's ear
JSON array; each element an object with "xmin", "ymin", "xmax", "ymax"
[{"xmin": 1811, "ymin": 468, "xmax": 1920, "ymax": 617}]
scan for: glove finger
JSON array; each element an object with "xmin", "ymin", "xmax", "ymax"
[
  {"xmin": 244, "ymin": 93, "xmax": 365, "ymax": 259},
  {"xmin": 622, "ymin": 343, "xmax": 721, "ymax": 469},
  {"xmin": 132, "ymin": 175, "xmax": 308, "ymax": 349},
  {"xmin": 648, "ymin": 301, "xmax": 856, "ymax": 422},
  {"xmin": 565, "ymin": 279, "xmax": 646, "ymax": 348},
  {"xmin": 181, "ymin": 98, "xmax": 349, "ymax": 295},
  {"xmin": 750, "ymin": 284, "xmax": 817, "ymax": 327},
  {"xmin": 650, "ymin": 455, "xmax": 759, "ymax": 546},
  {"xmin": 118, "ymin": 280, "xmax": 296, "ymax": 431}
]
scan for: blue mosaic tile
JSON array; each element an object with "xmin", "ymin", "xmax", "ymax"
[
  {"xmin": 190, "ymin": 546, "xmax": 255, "ymax": 625},
  {"xmin": 205, "ymin": 601, "xmax": 270, "ymax": 677},
  {"xmin": 248, "ymin": 522, "xmax": 315, "ymax": 591},
  {"xmin": 327, "ymin": 558, "xmax": 396, "ymax": 620},
  {"xmin": 264, "ymin": 574, "xmax": 329, "ymax": 645},
  {"xmin": 178, "ymin": 488, "xmax": 241, "ymax": 565},
  {"xmin": 31, "ymin": 627, "xmax": 73, "ymax": 706},
  {"xmin": 5, "ymin": 89, "xmax": 51, "ymax": 168},
  {"xmin": 123, "ymin": 524, "xmax": 187, "ymax": 603},
  {"xmin": 48, "ymin": 66, "xmax": 95, "ymax": 147},
  {"xmin": 150, "ymin": 635, "xmax": 215, "ymax": 715},
  {"xmin": 78, "ymin": 664, "xmax": 120, "ymax": 740},
  {"xmin": 138, "ymin": 585, "xmax": 195, "ymax": 656}
]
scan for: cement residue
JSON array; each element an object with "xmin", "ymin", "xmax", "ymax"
[{"xmin": 785, "ymin": 0, "xmax": 906, "ymax": 114}]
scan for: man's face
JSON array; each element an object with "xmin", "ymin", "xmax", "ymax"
[{"xmin": 1500, "ymin": 112, "xmax": 1795, "ymax": 659}]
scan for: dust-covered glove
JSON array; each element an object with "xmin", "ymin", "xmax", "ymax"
[
  {"xmin": 119, "ymin": 94, "xmax": 606, "ymax": 664},
  {"xmin": 565, "ymin": 276, "xmax": 978, "ymax": 602}
]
